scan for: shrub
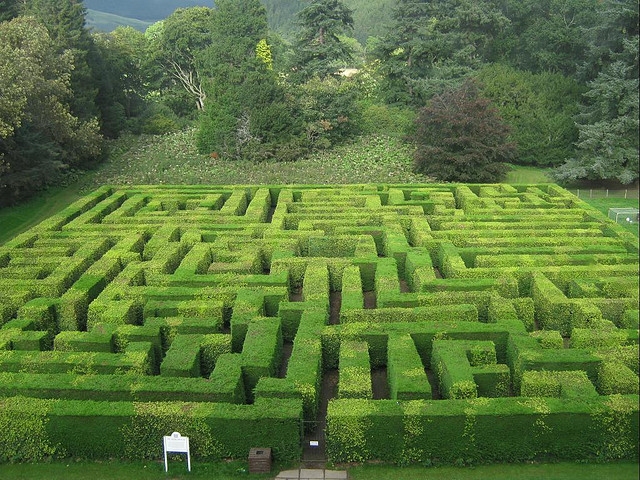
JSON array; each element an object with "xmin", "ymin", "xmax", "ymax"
[{"xmin": 411, "ymin": 79, "xmax": 515, "ymax": 182}]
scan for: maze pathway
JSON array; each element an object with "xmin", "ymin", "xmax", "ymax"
[{"xmin": 0, "ymin": 184, "xmax": 637, "ymax": 464}]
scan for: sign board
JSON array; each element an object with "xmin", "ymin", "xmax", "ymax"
[{"xmin": 163, "ymin": 432, "xmax": 191, "ymax": 472}]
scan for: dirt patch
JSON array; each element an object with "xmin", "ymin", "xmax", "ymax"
[
  {"xmin": 399, "ymin": 279, "xmax": 411, "ymax": 293},
  {"xmin": 329, "ymin": 291, "xmax": 341, "ymax": 325},
  {"xmin": 289, "ymin": 287, "xmax": 303, "ymax": 302},
  {"xmin": 278, "ymin": 342, "xmax": 293, "ymax": 378},
  {"xmin": 371, "ymin": 367, "xmax": 389, "ymax": 399},
  {"xmin": 363, "ymin": 291, "xmax": 376, "ymax": 309}
]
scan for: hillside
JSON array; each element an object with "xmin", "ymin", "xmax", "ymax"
[
  {"xmin": 83, "ymin": 0, "xmax": 211, "ymax": 22},
  {"xmin": 85, "ymin": 9, "xmax": 152, "ymax": 32},
  {"xmin": 83, "ymin": 0, "xmax": 392, "ymax": 43}
]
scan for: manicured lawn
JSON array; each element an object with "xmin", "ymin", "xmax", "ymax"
[
  {"xmin": 0, "ymin": 460, "xmax": 637, "ymax": 480},
  {"xmin": 0, "ymin": 184, "xmax": 86, "ymax": 245},
  {"xmin": 582, "ymin": 196, "xmax": 639, "ymax": 237},
  {"xmin": 0, "ymin": 459, "xmax": 271, "ymax": 480},
  {"xmin": 505, "ymin": 165, "xmax": 552, "ymax": 184},
  {"xmin": 348, "ymin": 461, "xmax": 639, "ymax": 480}
]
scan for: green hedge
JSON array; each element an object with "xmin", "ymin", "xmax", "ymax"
[
  {"xmin": 597, "ymin": 362, "xmax": 639, "ymax": 395},
  {"xmin": 0, "ymin": 342, "xmax": 154, "ymax": 375},
  {"xmin": 341, "ymin": 305, "xmax": 477, "ymax": 324},
  {"xmin": 521, "ymin": 370, "xmax": 598, "ymax": 398},
  {"xmin": 338, "ymin": 340, "xmax": 372, "ymax": 399},
  {"xmin": 0, "ymin": 372, "xmax": 243, "ymax": 403},
  {"xmin": 54, "ymin": 330, "xmax": 114, "ymax": 353},
  {"xmin": 431, "ymin": 340, "xmax": 509, "ymax": 399},
  {"xmin": 507, "ymin": 333, "xmax": 602, "ymax": 393},
  {"xmin": 327, "ymin": 395, "xmax": 639, "ymax": 464},
  {"xmin": 388, "ymin": 334, "xmax": 431, "ymax": 400},
  {"xmin": 160, "ymin": 334, "xmax": 202, "ymax": 377},
  {"xmin": 341, "ymin": 265, "xmax": 364, "ymax": 311},
  {"xmin": 254, "ymin": 310, "xmax": 324, "ymax": 421},
  {"xmin": 240, "ymin": 317, "xmax": 283, "ymax": 403},
  {"xmin": 0, "ymin": 397, "xmax": 302, "ymax": 462}
]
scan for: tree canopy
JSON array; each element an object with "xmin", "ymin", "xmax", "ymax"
[
  {"xmin": 0, "ymin": 16, "xmax": 102, "ymax": 204},
  {"xmin": 1, "ymin": 0, "xmax": 638, "ymax": 203},
  {"xmin": 292, "ymin": 0, "xmax": 355, "ymax": 81},
  {"xmin": 412, "ymin": 80, "xmax": 515, "ymax": 182}
]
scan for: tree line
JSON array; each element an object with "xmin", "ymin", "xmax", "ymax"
[{"xmin": 1, "ymin": 0, "xmax": 637, "ymax": 206}]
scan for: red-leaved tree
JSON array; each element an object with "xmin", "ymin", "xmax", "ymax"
[{"xmin": 412, "ymin": 80, "xmax": 516, "ymax": 183}]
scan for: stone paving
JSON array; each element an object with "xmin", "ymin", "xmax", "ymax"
[{"xmin": 274, "ymin": 468, "xmax": 348, "ymax": 480}]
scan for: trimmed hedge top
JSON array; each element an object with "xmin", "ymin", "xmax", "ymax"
[{"xmin": 0, "ymin": 184, "xmax": 637, "ymax": 464}]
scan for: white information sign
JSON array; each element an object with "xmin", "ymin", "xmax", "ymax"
[{"xmin": 163, "ymin": 432, "xmax": 191, "ymax": 472}]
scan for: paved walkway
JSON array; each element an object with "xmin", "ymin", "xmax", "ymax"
[{"xmin": 274, "ymin": 468, "xmax": 347, "ymax": 480}]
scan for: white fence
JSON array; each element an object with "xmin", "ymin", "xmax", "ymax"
[{"xmin": 571, "ymin": 188, "xmax": 639, "ymax": 199}]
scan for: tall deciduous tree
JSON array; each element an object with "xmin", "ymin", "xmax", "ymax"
[
  {"xmin": 149, "ymin": 7, "xmax": 214, "ymax": 111},
  {"xmin": 292, "ymin": 0, "xmax": 354, "ymax": 81},
  {"xmin": 412, "ymin": 79, "xmax": 515, "ymax": 182},
  {"xmin": 0, "ymin": 17, "xmax": 102, "ymax": 204}
]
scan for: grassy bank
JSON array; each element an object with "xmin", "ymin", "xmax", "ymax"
[
  {"xmin": 0, "ymin": 184, "xmax": 86, "ymax": 244},
  {"xmin": 0, "ymin": 130, "xmax": 425, "ymax": 244}
]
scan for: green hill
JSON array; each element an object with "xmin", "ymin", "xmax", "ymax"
[
  {"xmin": 262, "ymin": 0, "xmax": 393, "ymax": 43},
  {"xmin": 84, "ymin": 0, "xmax": 393, "ymax": 43},
  {"xmin": 86, "ymin": 9, "xmax": 153, "ymax": 32}
]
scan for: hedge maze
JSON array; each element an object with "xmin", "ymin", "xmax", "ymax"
[{"xmin": 0, "ymin": 184, "xmax": 638, "ymax": 464}]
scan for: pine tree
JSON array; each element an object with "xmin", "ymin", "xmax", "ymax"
[
  {"xmin": 378, "ymin": 0, "xmax": 509, "ymax": 104},
  {"xmin": 197, "ymin": 0, "xmax": 304, "ymax": 160},
  {"xmin": 554, "ymin": 0, "xmax": 639, "ymax": 184},
  {"xmin": 292, "ymin": 0, "xmax": 354, "ymax": 81},
  {"xmin": 0, "ymin": 0, "xmax": 20, "ymax": 22}
]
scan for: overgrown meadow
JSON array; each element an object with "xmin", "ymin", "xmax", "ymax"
[{"xmin": 87, "ymin": 130, "xmax": 429, "ymax": 189}]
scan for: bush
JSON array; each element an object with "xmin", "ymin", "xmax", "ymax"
[
  {"xmin": 411, "ymin": 79, "xmax": 515, "ymax": 182},
  {"xmin": 297, "ymin": 76, "xmax": 362, "ymax": 149},
  {"xmin": 358, "ymin": 101, "xmax": 416, "ymax": 138}
]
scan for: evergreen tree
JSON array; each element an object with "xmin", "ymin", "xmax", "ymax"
[
  {"xmin": 197, "ymin": 0, "xmax": 305, "ymax": 161},
  {"xmin": 92, "ymin": 27, "xmax": 149, "ymax": 137},
  {"xmin": 554, "ymin": 0, "xmax": 639, "ymax": 185},
  {"xmin": 412, "ymin": 79, "xmax": 515, "ymax": 182},
  {"xmin": 0, "ymin": 0, "xmax": 20, "ymax": 22},
  {"xmin": 376, "ymin": 0, "xmax": 430, "ymax": 104},
  {"xmin": 378, "ymin": 0, "xmax": 509, "ymax": 104},
  {"xmin": 497, "ymin": 0, "xmax": 599, "ymax": 77},
  {"xmin": 292, "ymin": 0, "xmax": 355, "ymax": 81}
]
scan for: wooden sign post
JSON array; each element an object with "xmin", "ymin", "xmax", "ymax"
[{"xmin": 163, "ymin": 432, "xmax": 191, "ymax": 472}]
